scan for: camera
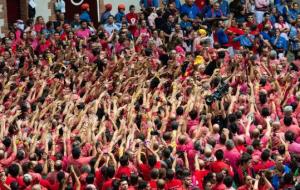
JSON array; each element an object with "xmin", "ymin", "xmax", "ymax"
[{"xmin": 205, "ymin": 80, "xmax": 229, "ymax": 105}]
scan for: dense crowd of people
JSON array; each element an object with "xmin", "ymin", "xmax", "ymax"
[{"xmin": 1, "ymin": 0, "xmax": 300, "ymax": 189}]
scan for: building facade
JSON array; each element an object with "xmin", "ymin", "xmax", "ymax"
[{"xmin": 0, "ymin": 0, "xmax": 141, "ymax": 37}]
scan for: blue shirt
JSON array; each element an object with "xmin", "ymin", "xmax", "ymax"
[
  {"xmin": 140, "ymin": 0, "xmax": 160, "ymax": 8},
  {"xmin": 163, "ymin": 0, "xmax": 181, "ymax": 9},
  {"xmin": 260, "ymin": 31, "xmax": 271, "ymax": 41},
  {"xmin": 234, "ymin": 34, "xmax": 254, "ymax": 47},
  {"xmin": 289, "ymin": 9, "xmax": 299, "ymax": 21},
  {"xmin": 270, "ymin": 15, "xmax": 277, "ymax": 25},
  {"xmin": 219, "ymin": 0, "xmax": 229, "ymax": 16},
  {"xmin": 269, "ymin": 165, "xmax": 291, "ymax": 190},
  {"xmin": 274, "ymin": 0, "xmax": 281, "ymax": 5},
  {"xmin": 180, "ymin": 21, "xmax": 192, "ymax": 30},
  {"xmin": 80, "ymin": 11, "xmax": 91, "ymax": 22},
  {"xmin": 205, "ymin": 8, "xmax": 224, "ymax": 18},
  {"xmin": 104, "ymin": 23, "xmax": 120, "ymax": 35},
  {"xmin": 216, "ymin": 28, "xmax": 229, "ymax": 45},
  {"xmin": 115, "ymin": 12, "xmax": 125, "ymax": 23},
  {"xmin": 180, "ymin": 4, "xmax": 201, "ymax": 19},
  {"xmin": 42, "ymin": 28, "xmax": 55, "ymax": 39},
  {"xmin": 271, "ymin": 36, "xmax": 288, "ymax": 51},
  {"xmin": 100, "ymin": 11, "xmax": 112, "ymax": 24},
  {"xmin": 276, "ymin": 3, "xmax": 286, "ymax": 15},
  {"xmin": 289, "ymin": 25, "xmax": 298, "ymax": 39}
]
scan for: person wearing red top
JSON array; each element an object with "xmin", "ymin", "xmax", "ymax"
[
  {"xmin": 252, "ymin": 149, "xmax": 275, "ymax": 173},
  {"xmin": 236, "ymin": 153, "xmax": 254, "ymax": 185},
  {"xmin": 149, "ymin": 168, "xmax": 159, "ymax": 189},
  {"xmin": 226, "ymin": 18, "xmax": 244, "ymax": 50},
  {"xmin": 67, "ymin": 145, "xmax": 95, "ymax": 170},
  {"xmin": 0, "ymin": 136, "xmax": 17, "ymax": 167},
  {"xmin": 237, "ymin": 175, "xmax": 254, "ymax": 190},
  {"xmin": 0, "ymin": 164, "xmax": 19, "ymax": 190},
  {"xmin": 194, "ymin": 155, "xmax": 210, "ymax": 190},
  {"xmin": 257, "ymin": 12, "xmax": 273, "ymax": 31},
  {"xmin": 212, "ymin": 173, "xmax": 227, "ymax": 190},
  {"xmin": 137, "ymin": 151, "xmax": 161, "ymax": 181},
  {"xmin": 126, "ymin": 5, "xmax": 139, "ymax": 36},
  {"xmin": 210, "ymin": 149, "xmax": 234, "ymax": 177},
  {"xmin": 116, "ymin": 155, "xmax": 133, "ymax": 179},
  {"xmin": 34, "ymin": 16, "xmax": 45, "ymax": 33},
  {"xmin": 245, "ymin": 13, "xmax": 256, "ymax": 28},
  {"xmin": 165, "ymin": 169, "xmax": 183, "ymax": 190},
  {"xmin": 101, "ymin": 165, "xmax": 115, "ymax": 190}
]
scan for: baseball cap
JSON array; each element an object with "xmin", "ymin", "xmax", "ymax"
[{"xmin": 194, "ymin": 55, "xmax": 204, "ymax": 65}]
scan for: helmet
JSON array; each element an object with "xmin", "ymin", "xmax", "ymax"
[
  {"xmin": 105, "ymin": 3, "xmax": 112, "ymax": 11},
  {"xmin": 118, "ymin": 4, "xmax": 125, "ymax": 10},
  {"xmin": 81, "ymin": 3, "xmax": 89, "ymax": 10},
  {"xmin": 198, "ymin": 29, "xmax": 207, "ymax": 37}
]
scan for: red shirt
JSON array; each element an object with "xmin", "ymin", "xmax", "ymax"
[
  {"xmin": 253, "ymin": 160, "xmax": 275, "ymax": 173},
  {"xmin": 149, "ymin": 179, "xmax": 157, "ymax": 189},
  {"xmin": 102, "ymin": 179, "xmax": 113, "ymax": 190},
  {"xmin": 210, "ymin": 160, "xmax": 234, "ymax": 176},
  {"xmin": 95, "ymin": 169, "xmax": 104, "ymax": 188},
  {"xmin": 280, "ymin": 124, "xmax": 300, "ymax": 138},
  {"xmin": 213, "ymin": 183, "xmax": 227, "ymax": 190},
  {"xmin": 165, "ymin": 179, "xmax": 183, "ymax": 190},
  {"xmin": 193, "ymin": 169, "xmax": 209, "ymax": 190},
  {"xmin": 195, "ymin": 0, "xmax": 206, "ymax": 9},
  {"xmin": 116, "ymin": 166, "xmax": 132, "ymax": 179},
  {"xmin": 236, "ymin": 144, "xmax": 246, "ymax": 153},
  {"xmin": 138, "ymin": 162, "xmax": 161, "ymax": 181},
  {"xmin": 0, "ymin": 176, "xmax": 17, "ymax": 190},
  {"xmin": 238, "ymin": 185, "xmax": 251, "ymax": 190},
  {"xmin": 126, "ymin": 13, "xmax": 139, "ymax": 35}
]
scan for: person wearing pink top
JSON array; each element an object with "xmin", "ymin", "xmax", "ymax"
[
  {"xmin": 0, "ymin": 136, "xmax": 17, "ymax": 167},
  {"xmin": 67, "ymin": 146, "xmax": 95, "ymax": 169},
  {"xmin": 0, "ymin": 2, "xmax": 300, "ymax": 189},
  {"xmin": 34, "ymin": 16, "xmax": 45, "ymax": 33},
  {"xmin": 280, "ymin": 115, "xmax": 300, "ymax": 139},
  {"xmin": 285, "ymin": 131, "xmax": 300, "ymax": 154},
  {"xmin": 76, "ymin": 21, "xmax": 91, "ymax": 39},
  {"xmin": 223, "ymin": 140, "xmax": 241, "ymax": 171}
]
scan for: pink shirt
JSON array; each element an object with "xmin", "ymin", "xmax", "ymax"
[
  {"xmin": 280, "ymin": 124, "xmax": 300, "ymax": 138},
  {"xmin": 76, "ymin": 29, "xmax": 91, "ymax": 39},
  {"xmin": 0, "ymin": 152, "xmax": 16, "ymax": 167},
  {"xmin": 67, "ymin": 155, "xmax": 94, "ymax": 169},
  {"xmin": 288, "ymin": 142, "xmax": 300, "ymax": 154},
  {"xmin": 224, "ymin": 148, "xmax": 241, "ymax": 171}
]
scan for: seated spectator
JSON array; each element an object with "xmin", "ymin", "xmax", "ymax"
[
  {"xmin": 104, "ymin": 16, "xmax": 120, "ymax": 35},
  {"xmin": 180, "ymin": 0, "xmax": 201, "ymax": 20}
]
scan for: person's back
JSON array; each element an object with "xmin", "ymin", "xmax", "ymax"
[
  {"xmin": 211, "ymin": 149, "xmax": 234, "ymax": 176},
  {"xmin": 281, "ymin": 116, "xmax": 300, "ymax": 138},
  {"xmin": 223, "ymin": 140, "xmax": 241, "ymax": 171},
  {"xmin": 116, "ymin": 155, "xmax": 132, "ymax": 178},
  {"xmin": 80, "ymin": 3, "xmax": 91, "ymax": 22}
]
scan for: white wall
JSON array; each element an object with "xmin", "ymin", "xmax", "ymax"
[
  {"xmin": 35, "ymin": 0, "xmax": 52, "ymax": 22},
  {"xmin": 0, "ymin": 4, "xmax": 4, "ymax": 37}
]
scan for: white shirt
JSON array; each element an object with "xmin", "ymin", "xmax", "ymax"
[{"xmin": 29, "ymin": 0, "xmax": 36, "ymax": 8}]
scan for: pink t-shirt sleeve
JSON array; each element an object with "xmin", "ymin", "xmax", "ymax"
[{"xmin": 78, "ymin": 156, "xmax": 94, "ymax": 165}]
